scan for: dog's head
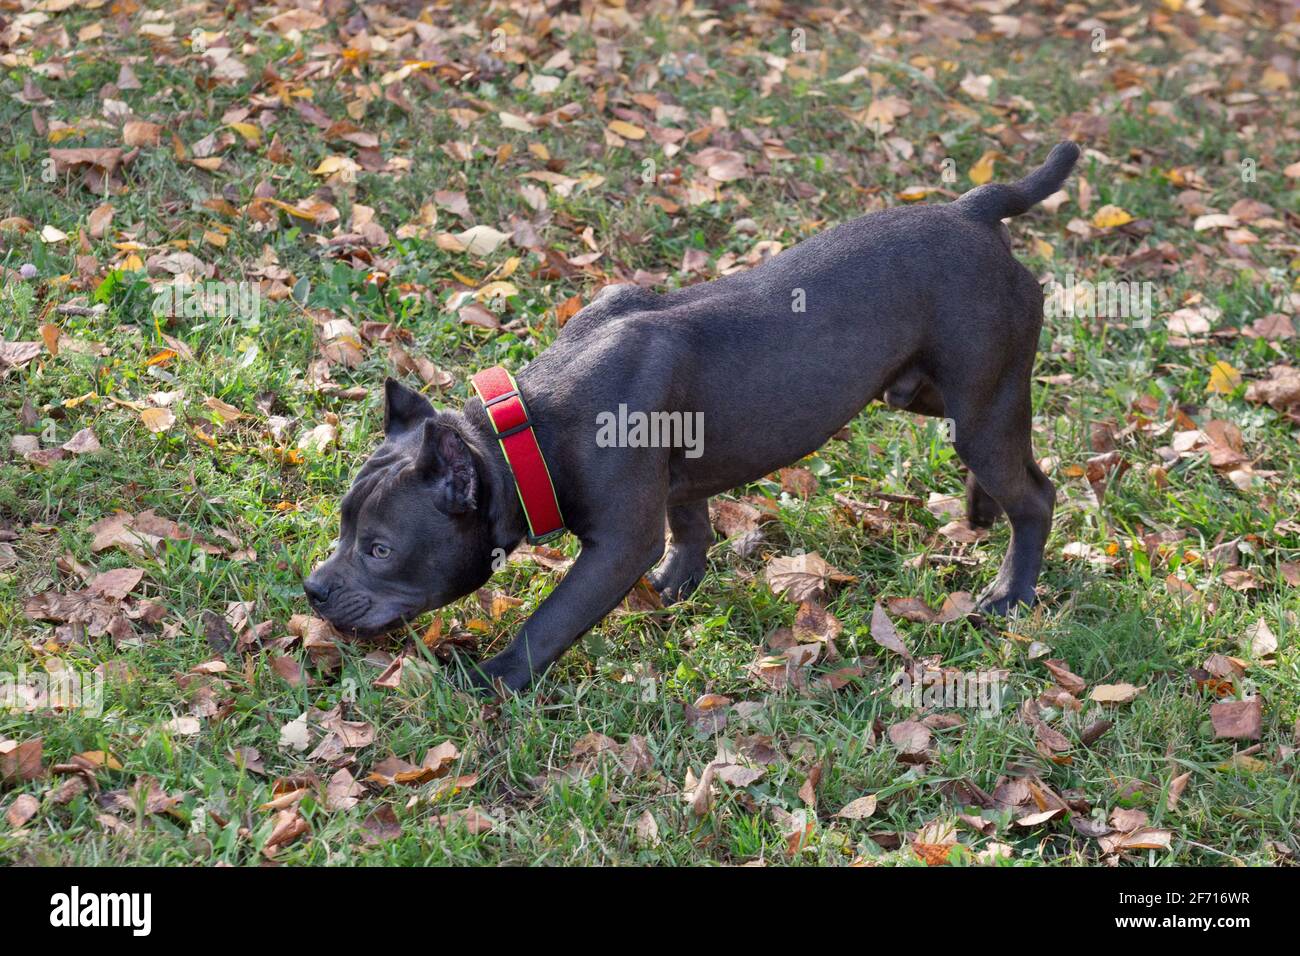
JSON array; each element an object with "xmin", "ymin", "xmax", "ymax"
[{"xmin": 303, "ymin": 379, "xmax": 498, "ymax": 636}]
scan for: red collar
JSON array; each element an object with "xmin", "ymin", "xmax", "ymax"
[{"xmin": 470, "ymin": 366, "xmax": 565, "ymax": 544}]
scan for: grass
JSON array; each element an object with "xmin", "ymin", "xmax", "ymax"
[{"xmin": 0, "ymin": 2, "xmax": 1297, "ymax": 866}]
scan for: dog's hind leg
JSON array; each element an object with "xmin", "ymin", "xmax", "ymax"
[
  {"xmin": 947, "ymin": 378, "xmax": 1054, "ymax": 614},
  {"xmin": 647, "ymin": 499, "xmax": 713, "ymax": 603},
  {"xmin": 885, "ymin": 370, "xmax": 1002, "ymax": 529},
  {"xmin": 965, "ymin": 471, "xmax": 1003, "ymax": 529}
]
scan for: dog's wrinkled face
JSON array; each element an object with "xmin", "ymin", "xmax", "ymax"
[{"xmin": 303, "ymin": 379, "xmax": 497, "ymax": 636}]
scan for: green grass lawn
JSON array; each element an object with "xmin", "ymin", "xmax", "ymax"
[{"xmin": 1, "ymin": 1, "xmax": 1297, "ymax": 866}]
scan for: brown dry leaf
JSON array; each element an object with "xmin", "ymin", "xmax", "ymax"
[
  {"xmin": 431, "ymin": 806, "xmax": 495, "ymax": 835},
  {"xmin": 911, "ymin": 820, "xmax": 958, "ymax": 866},
  {"xmin": 885, "ymin": 596, "xmax": 936, "ymax": 623},
  {"xmin": 265, "ymin": 8, "xmax": 328, "ymax": 33},
  {"xmin": 140, "ymin": 407, "xmax": 176, "ymax": 434},
  {"xmin": 61, "ymin": 428, "xmax": 102, "ymax": 455},
  {"xmin": 122, "ymin": 120, "xmax": 161, "ymax": 147},
  {"xmin": 1013, "ymin": 807, "xmax": 1066, "ymax": 828},
  {"xmin": 870, "ymin": 603, "xmax": 912, "ymax": 659},
  {"xmin": 88, "ymin": 203, "xmax": 114, "ymax": 239},
  {"xmin": 711, "ymin": 498, "xmax": 763, "ymax": 538},
  {"xmin": 452, "ymin": 225, "xmax": 511, "ymax": 256},
  {"xmin": 765, "ymin": 552, "xmax": 831, "ymax": 603},
  {"xmin": 361, "ymin": 805, "xmax": 403, "ymax": 844},
  {"xmin": 264, "ymin": 807, "xmax": 310, "ymax": 852},
  {"xmin": 1090, "ymin": 683, "xmax": 1141, "ymax": 705},
  {"xmin": 835, "ymin": 794, "xmax": 878, "ymax": 820},
  {"xmin": 634, "ymin": 810, "xmax": 660, "ymax": 847},
  {"xmin": 1112, "ymin": 827, "xmax": 1174, "ymax": 852},
  {"xmin": 0, "ymin": 342, "xmax": 43, "ymax": 368},
  {"xmin": 203, "ymin": 396, "xmax": 243, "ymax": 425},
  {"xmin": 0, "ymin": 738, "xmax": 45, "ymax": 785},
  {"xmin": 88, "ymin": 567, "xmax": 144, "ymax": 600},
  {"xmin": 1244, "ymin": 619, "xmax": 1277, "ymax": 658},
  {"xmin": 270, "ymin": 655, "xmax": 305, "ymax": 687},
  {"xmin": 561, "ymin": 733, "xmax": 653, "ymax": 780},
  {"xmin": 1110, "ymin": 807, "xmax": 1149, "ymax": 833},
  {"xmin": 779, "ymin": 466, "xmax": 817, "ymax": 499},
  {"xmin": 1167, "ymin": 771, "xmax": 1192, "ymax": 810},
  {"xmin": 684, "ymin": 694, "xmax": 732, "ymax": 734},
  {"xmin": 161, "ymin": 716, "xmax": 200, "ymax": 736},
  {"xmin": 793, "ymin": 600, "xmax": 842, "ymax": 646},
  {"xmin": 1210, "ymin": 698, "xmax": 1261, "ymax": 740},
  {"xmin": 887, "ymin": 720, "xmax": 931, "ymax": 757},
  {"xmin": 5, "ymin": 793, "xmax": 40, "ymax": 828},
  {"xmin": 1042, "ymin": 659, "xmax": 1086, "ymax": 695},
  {"xmin": 1245, "ymin": 366, "xmax": 1300, "ymax": 411}
]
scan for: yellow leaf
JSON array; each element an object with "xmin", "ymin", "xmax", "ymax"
[
  {"xmin": 475, "ymin": 281, "xmax": 519, "ymax": 301},
  {"xmin": 896, "ymin": 186, "xmax": 935, "ymax": 202},
  {"xmin": 1260, "ymin": 67, "xmax": 1290, "ymax": 91},
  {"xmin": 228, "ymin": 122, "xmax": 262, "ymax": 145},
  {"xmin": 1091, "ymin": 205, "xmax": 1134, "ymax": 229},
  {"xmin": 1206, "ymin": 361, "xmax": 1241, "ymax": 395},
  {"xmin": 77, "ymin": 750, "xmax": 122, "ymax": 770},
  {"xmin": 265, "ymin": 198, "xmax": 318, "ymax": 221},
  {"xmin": 145, "ymin": 349, "xmax": 176, "ymax": 367},
  {"xmin": 607, "ymin": 119, "xmax": 647, "ymax": 140},
  {"xmin": 311, "ymin": 155, "xmax": 359, "ymax": 176},
  {"xmin": 968, "ymin": 150, "xmax": 997, "ymax": 186},
  {"xmin": 1031, "ymin": 237, "xmax": 1054, "ymax": 259},
  {"xmin": 62, "ymin": 391, "xmax": 97, "ymax": 408}
]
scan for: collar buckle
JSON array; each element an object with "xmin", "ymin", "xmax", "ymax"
[{"xmin": 526, "ymin": 528, "xmax": 565, "ymax": 546}]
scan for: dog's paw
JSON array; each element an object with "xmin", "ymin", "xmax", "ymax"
[
  {"xmin": 463, "ymin": 652, "xmax": 533, "ymax": 697},
  {"xmin": 976, "ymin": 585, "xmax": 1036, "ymax": 616},
  {"xmin": 646, "ymin": 564, "xmax": 706, "ymax": 605}
]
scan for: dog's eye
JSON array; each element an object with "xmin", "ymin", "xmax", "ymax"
[{"xmin": 370, "ymin": 543, "xmax": 391, "ymax": 559}]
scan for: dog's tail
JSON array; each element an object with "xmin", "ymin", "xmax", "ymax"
[{"xmin": 956, "ymin": 141, "xmax": 1080, "ymax": 222}]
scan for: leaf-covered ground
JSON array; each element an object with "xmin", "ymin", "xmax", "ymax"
[{"xmin": 1, "ymin": 1, "xmax": 1298, "ymax": 865}]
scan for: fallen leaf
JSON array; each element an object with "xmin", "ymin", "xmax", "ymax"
[
  {"xmin": 870, "ymin": 603, "xmax": 912, "ymax": 659},
  {"xmin": 765, "ymin": 552, "xmax": 831, "ymax": 603},
  {"xmin": 1091, "ymin": 205, "xmax": 1134, "ymax": 229},
  {"xmin": 140, "ymin": 407, "xmax": 175, "ymax": 433},
  {"xmin": 1090, "ymin": 683, "xmax": 1141, "ymax": 705},
  {"xmin": 1210, "ymin": 698, "xmax": 1261, "ymax": 740},
  {"xmin": 835, "ymin": 795, "xmax": 878, "ymax": 820}
]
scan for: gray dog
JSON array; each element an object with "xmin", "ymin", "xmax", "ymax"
[{"xmin": 305, "ymin": 141, "xmax": 1081, "ymax": 692}]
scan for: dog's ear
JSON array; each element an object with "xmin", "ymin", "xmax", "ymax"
[
  {"xmin": 383, "ymin": 377, "xmax": 436, "ymax": 436},
  {"xmin": 412, "ymin": 418, "xmax": 478, "ymax": 514}
]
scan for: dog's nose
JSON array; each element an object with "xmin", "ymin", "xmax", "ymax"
[{"xmin": 303, "ymin": 575, "xmax": 331, "ymax": 605}]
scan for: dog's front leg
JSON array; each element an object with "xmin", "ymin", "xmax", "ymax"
[{"xmin": 473, "ymin": 532, "xmax": 665, "ymax": 693}]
